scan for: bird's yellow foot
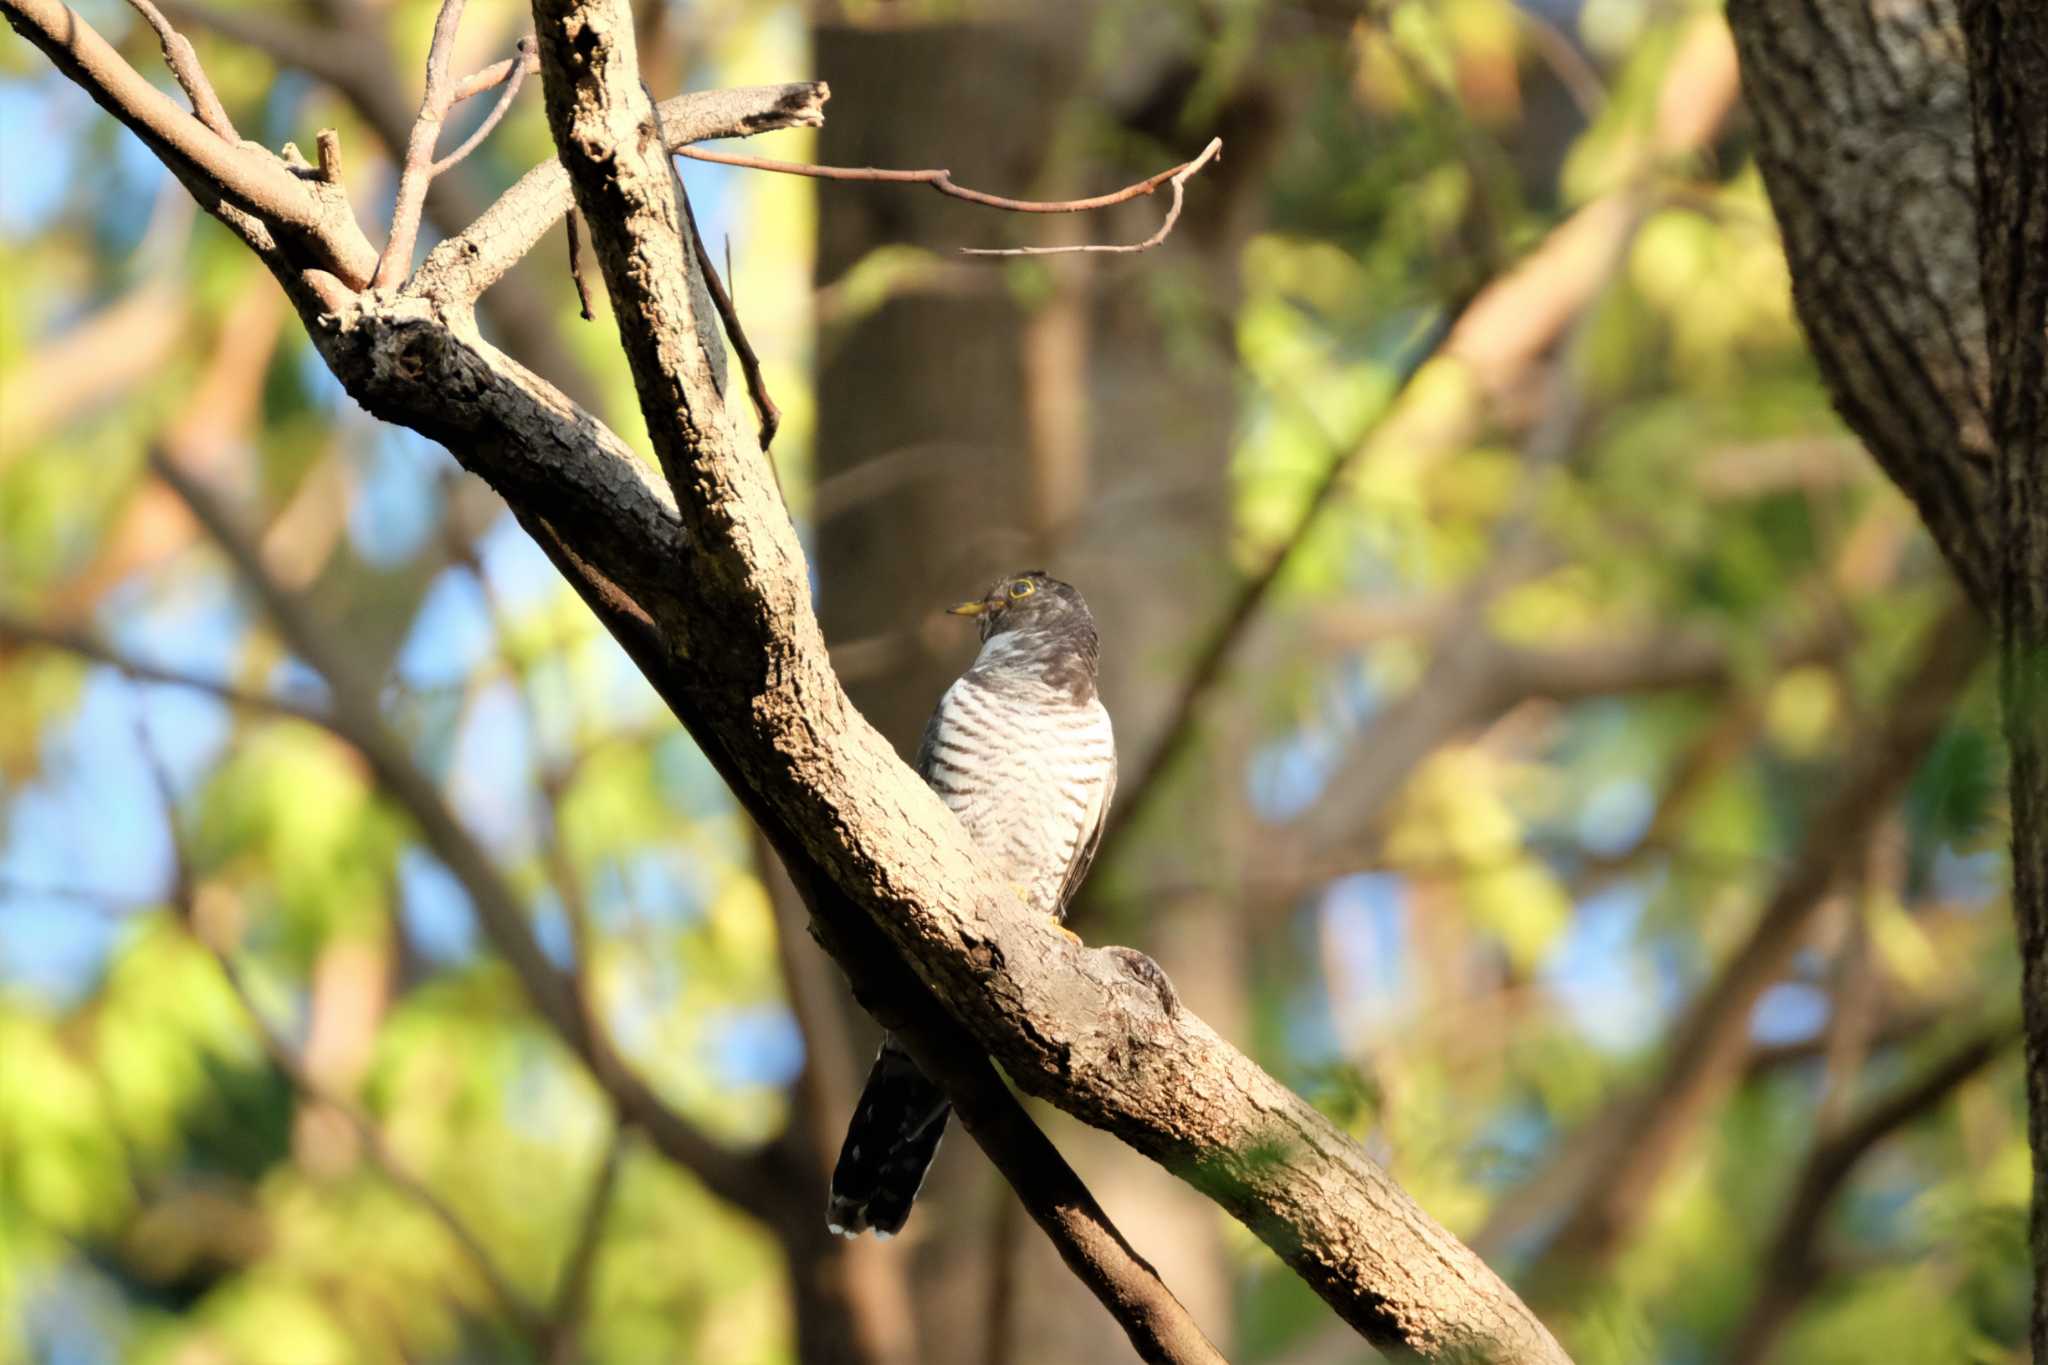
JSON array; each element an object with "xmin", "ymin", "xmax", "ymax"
[{"xmin": 1056, "ymin": 921, "xmax": 1082, "ymax": 946}]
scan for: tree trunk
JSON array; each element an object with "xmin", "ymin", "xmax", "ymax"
[
  {"xmin": 1955, "ymin": 1, "xmax": 2048, "ymax": 1351},
  {"xmin": 1727, "ymin": 0, "xmax": 2048, "ymax": 1345}
]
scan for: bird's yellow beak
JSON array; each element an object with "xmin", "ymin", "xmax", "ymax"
[{"xmin": 947, "ymin": 598, "xmax": 988, "ymax": 617}]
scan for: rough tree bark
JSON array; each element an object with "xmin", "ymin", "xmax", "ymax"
[
  {"xmin": 0, "ymin": 0, "xmax": 1570, "ymax": 1358},
  {"xmin": 1726, "ymin": 0, "xmax": 2048, "ymax": 1347},
  {"xmin": 1956, "ymin": 2, "xmax": 2048, "ymax": 1353}
]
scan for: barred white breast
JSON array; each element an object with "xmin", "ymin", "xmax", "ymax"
[{"xmin": 920, "ymin": 649, "xmax": 1116, "ymax": 921}]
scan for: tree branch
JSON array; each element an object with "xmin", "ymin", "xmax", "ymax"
[
  {"xmin": 528, "ymin": 11, "xmax": 1225, "ymax": 1359},
  {"xmin": 2, "ymin": 0, "xmax": 375, "ymax": 294},
  {"xmin": 1074, "ymin": 305, "xmax": 1467, "ymax": 914},
  {"xmin": 0, "ymin": 612, "xmax": 333, "ymax": 728},
  {"xmin": 804, "ymin": 878, "xmax": 1227, "ymax": 1365},
  {"xmin": 1494, "ymin": 600, "xmax": 1987, "ymax": 1278},
  {"xmin": 957, "ymin": 136, "xmax": 1222, "ymax": 257},
  {"xmin": 1724, "ymin": 1021, "xmax": 2018, "ymax": 1365},
  {"xmin": 123, "ymin": 0, "xmax": 235, "ymax": 138},
  {"xmin": 4, "ymin": 0, "xmax": 1572, "ymax": 1350},
  {"xmin": 134, "ymin": 723, "xmax": 548, "ymax": 1345},
  {"xmin": 157, "ymin": 0, "xmax": 601, "ymax": 408},
  {"xmin": 374, "ymin": 1, "xmax": 534, "ymax": 288},
  {"xmin": 676, "ymin": 138, "xmax": 1209, "ymax": 214},
  {"xmin": 544, "ymin": 1126, "xmax": 625, "ymax": 1364},
  {"xmin": 433, "ymin": 37, "xmax": 534, "ymax": 175},
  {"xmin": 413, "ymin": 80, "xmax": 831, "ymax": 305},
  {"xmin": 524, "ymin": 1, "xmax": 1566, "ymax": 1356}
]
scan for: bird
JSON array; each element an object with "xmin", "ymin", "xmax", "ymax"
[{"xmin": 826, "ymin": 570, "xmax": 1117, "ymax": 1239}]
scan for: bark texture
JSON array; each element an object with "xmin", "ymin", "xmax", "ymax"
[{"xmin": 1728, "ymin": 0, "xmax": 1997, "ymax": 608}]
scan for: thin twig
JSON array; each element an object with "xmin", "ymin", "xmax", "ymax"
[
  {"xmin": 676, "ymin": 142, "xmax": 1197, "ymax": 212},
  {"xmin": 124, "ymin": 0, "xmax": 236, "ymax": 139},
  {"xmin": 432, "ymin": 36, "xmax": 533, "ymax": 174},
  {"xmin": 677, "ymin": 137, "xmax": 1224, "ymax": 256},
  {"xmin": 374, "ymin": 1, "xmax": 534, "ymax": 289},
  {"xmin": 372, "ymin": 0, "xmax": 469, "ymax": 288},
  {"xmin": 450, "ymin": 42, "xmax": 540, "ymax": 105},
  {"xmin": 680, "ymin": 189, "xmax": 779, "ymax": 450},
  {"xmin": 961, "ymin": 138, "xmax": 1224, "ymax": 257},
  {"xmin": 565, "ymin": 208, "xmax": 596, "ymax": 320}
]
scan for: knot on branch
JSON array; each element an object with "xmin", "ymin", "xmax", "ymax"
[{"xmin": 965, "ymin": 935, "xmax": 1006, "ymax": 979}]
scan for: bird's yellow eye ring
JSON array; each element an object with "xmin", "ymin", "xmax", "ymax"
[{"xmin": 1009, "ymin": 579, "xmax": 1036, "ymax": 598}]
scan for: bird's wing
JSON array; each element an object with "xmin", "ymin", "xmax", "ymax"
[
  {"xmin": 911, "ymin": 692, "xmax": 945, "ymax": 782},
  {"xmin": 1053, "ymin": 738, "xmax": 1116, "ymax": 919}
]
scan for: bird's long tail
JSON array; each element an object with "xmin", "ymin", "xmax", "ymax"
[{"xmin": 827, "ymin": 1036, "xmax": 951, "ymax": 1238}]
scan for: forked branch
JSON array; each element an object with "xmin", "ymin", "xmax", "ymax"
[{"xmin": 374, "ymin": 0, "xmax": 538, "ymax": 288}]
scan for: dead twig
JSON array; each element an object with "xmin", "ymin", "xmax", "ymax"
[
  {"xmin": 450, "ymin": 42, "xmax": 540, "ymax": 105},
  {"xmin": 652, "ymin": 86, "xmax": 780, "ymax": 453},
  {"xmin": 681, "ymin": 192, "xmax": 779, "ymax": 451},
  {"xmin": 565, "ymin": 208, "xmax": 596, "ymax": 320},
  {"xmin": 963, "ymin": 138, "xmax": 1224, "ymax": 257},
  {"xmin": 677, "ymin": 137, "xmax": 1224, "ymax": 257},
  {"xmin": 433, "ymin": 37, "xmax": 533, "ymax": 174},
  {"xmin": 315, "ymin": 127, "xmax": 343, "ymax": 184},
  {"xmin": 124, "ymin": 0, "xmax": 235, "ymax": 139}
]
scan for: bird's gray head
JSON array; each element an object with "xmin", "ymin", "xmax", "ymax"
[
  {"xmin": 948, "ymin": 570, "xmax": 1092, "ymax": 642},
  {"xmin": 947, "ymin": 571, "xmax": 1100, "ymax": 693}
]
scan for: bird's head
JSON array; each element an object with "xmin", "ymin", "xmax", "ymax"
[{"xmin": 947, "ymin": 570, "xmax": 1092, "ymax": 644}]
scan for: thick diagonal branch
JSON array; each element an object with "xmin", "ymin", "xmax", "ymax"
[
  {"xmin": 2, "ymin": 0, "xmax": 1570, "ymax": 1352},
  {"xmin": 525, "ymin": 1, "xmax": 1565, "ymax": 1358}
]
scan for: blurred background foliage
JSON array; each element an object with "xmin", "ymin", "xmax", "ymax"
[{"xmin": 0, "ymin": 0, "xmax": 2024, "ymax": 1361}]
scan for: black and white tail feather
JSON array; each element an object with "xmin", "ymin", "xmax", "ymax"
[
  {"xmin": 826, "ymin": 1037, "xmax": 951, "ymax": 1238},
  {"xmin": 826, "ymin": 571, "xmax": 1115, "ymax": 1239}
]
